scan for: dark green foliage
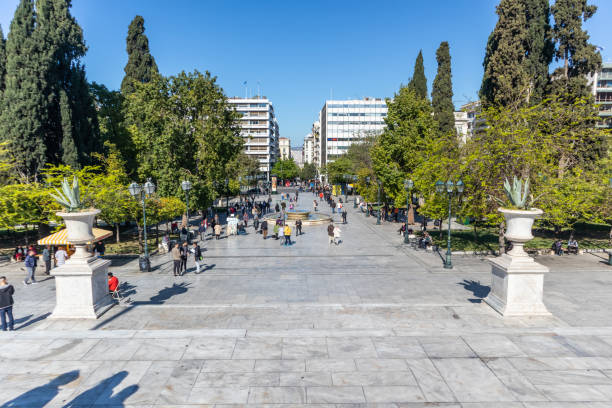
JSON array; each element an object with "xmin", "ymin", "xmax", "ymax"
[
  {"xmin": 0, "ymin": 25, "xmax": 6, "ymax": 93},
  {"xmin": 0, "ymin": 0, "xmax": 47, "ymax": 180},
  {"xmin": 480, "ymin": 0, "xmax": 530, "ymax": 107},
  {"xmin": 431, "ymin": 42, "xmax": 455, "ymax": 135},
  {"xmin": 121, "ymin": 16, "xmax": 158, "ymax": 95},
  {"xmin": 481, "ymin": 0, "xmax": 554, "ymax": 107},
  {"xmin": 524, "ymin": 0, "xmax": 554, "ymax": 104},
  {"xmin": 60, "ymin": 88, "xmax": 78, "ymax": 167},
  {"xmin": 90, "ymin": 82, "xmax": 136, "ymax": 174},
  {"xmin": 300, "ymin": 162, "xmax": 317, "ymax": 180},
  {"xmin": 550, "ymin": 0, "xmax": 601, "ymax": 100},
  {"xmin": 408, "ymin": 51, "xmax": 427, "ymax": 99}
]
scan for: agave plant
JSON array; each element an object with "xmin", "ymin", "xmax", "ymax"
[
  {"xmin": 493, "ymin": 176, "xmax": 534, "ymax": 209},
  {"xmin": 50, "ymin": 176, "xmax": 83, "ymax": 212}
]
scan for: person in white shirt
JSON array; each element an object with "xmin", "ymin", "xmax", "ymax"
[{"xmin": 55, "ymin": 247, "xmax": 68, "ymax": 267}]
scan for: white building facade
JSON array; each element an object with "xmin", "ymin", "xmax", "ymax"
[
  {"xmin": 279, "ymin": 137, "xmax": 291, "ymax": 160},
  {"xmin": 303, "ymin": 133, "xmax": 314, "ymax": 165},
  {"xmin": 591, "ymin": 62, "xmax": 612, "ymax": 129},
  {"xmin": 227, "ymin": 97, "xmax": 279, "ymax": 178},
  {"xmin": 318, "ymin": 98, "xmax": 388, "ymax": 166}
]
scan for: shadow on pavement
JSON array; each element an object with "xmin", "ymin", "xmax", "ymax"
[
  {"xmin": 92, "ymin": 282, "xmax": 192, "ymax": 329},
  {"xmin": 0, "ymin": 370, "xmax": 79, "ymax": 407},
  {"xmin": 458, "ymin": 279, "xmax": 490, "ymax": 303},
  {"xmin": 15, "ymin": 312, "xmax": 52, "ymax": 330}
]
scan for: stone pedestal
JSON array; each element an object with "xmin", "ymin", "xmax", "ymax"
[
  {"xmin": 484, "ymin": 253, "xmax": 551, "ymax": 317},
  {"xmin": 50, "ymin": 256, "xmax": 114, "ymax": 319}
]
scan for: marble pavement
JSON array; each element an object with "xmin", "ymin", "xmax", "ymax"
[{"xmin": 1, "ymin": 190, "xmax": 612, "ymax": 407}]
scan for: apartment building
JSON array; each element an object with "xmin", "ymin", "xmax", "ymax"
[
  {"xmin": 227, "ymin": 97, "xmax": 280, "ymax": 178},
  {"xmin": 592, "ymin": 62, "xmax": 612, "ymax": 129},
  {"xmin": 303, "ymin": 133, "xmax": 314, "ymax": 165},
  {"xmin": 318, "ymin": 98, "xmax": 388, "ymax": 166},
  {"xmin": 279, "ymin": 137, "xmax": 291, "ymax": 160}
]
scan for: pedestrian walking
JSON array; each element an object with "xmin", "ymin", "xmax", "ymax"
[
  {"xmin": 333, "ymin": 225, "xmax": 342, "ymax": 245},
  {"xmin": 261, "ymin": 220, "xmax": 268, "ymax": 239},
  {"xmin": 295, "ymin": 219, "xmax": 302, "ymax": 236},
  {"xmin": 327, "ymin": 222, "xmax": 335, "ymax": 245},
  {"xmin": 191, "ymin": 242, "xmax": 202, "ymax": 273},
  {"xmin": 199, "ymin": 220, "xmax": 206, "ymax": 241},
  {"xmin": 283, "ymin": 224, "xmax": 292, "ymax": 246},
  {"xmin": 214, "ymin": 223, "xmax": 222, "ymax": 240},
  {"xmin": 313, "ymin": 200, "xmax": 318, "ymax": 212},
  {"xmin": 55, "ymin": 246, "xmax": 68, "ymax": 267},
  {"xmin": 42, "ymin": 245, "xmax": 51, "ymax": 275},
  {"xmin": 273, "ymin": 223, "xmax": 280, "ymax": 240},
  {"xmin": 0, "ymin": 276, "xmax": 15, "ymax": 331},
  {"xmin": 180, "ymin": 242, "xmax": 188, "ymax": 274},
  {"xmin": 171, "ymin": 243, "xmax": 181, "ymax": 276},
  {"xmin": 23, "ymin": 250, "xmax": 37, "ymax": 285},
  {"xmin": 342, "ymin": 209, "xmax": 347, "ymax": 224},
  {"xmin": 331, "ymin": 201, "xmax": 336, "ymax": 213}
]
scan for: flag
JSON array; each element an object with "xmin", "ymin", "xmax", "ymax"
[{"xmin": 243, "ymin": 81, "xmax": 247, "ymax": 85}]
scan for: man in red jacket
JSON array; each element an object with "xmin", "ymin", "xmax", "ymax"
[{"xmin": 108, "ymin": 272, "xmax": 119, "ymax": 293}]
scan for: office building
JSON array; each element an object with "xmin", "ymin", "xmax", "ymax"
[
  {"xmin": 279, "ymin": 137, "xmax": 291, "ymax": 160},
  {"xmin": 227, "ymin": 97, "xmax": 280, "ymax": 178},
  {"xmin": 311, "ymin": 121, "xmax": 321, "ymax": 167},
  {"xmin": 591, "ymin": 62, "xmax": 612, "ymax": 129},
  {"xmin": 318, "ymin": 98, "xmax": 388, "ymax": 166}
]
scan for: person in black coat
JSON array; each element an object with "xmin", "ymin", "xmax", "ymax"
[{"xmin": 0, "ymin": 276, "xmax": 15, "ymax": 331}]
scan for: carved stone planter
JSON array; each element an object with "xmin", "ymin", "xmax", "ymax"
[
  {"xmin": 484, "ymin": 208, "xmax": 551, "ymax": 317},
  {"xmin": 50, "ymin": 209, "xmax": 114, "ymax": 319}
]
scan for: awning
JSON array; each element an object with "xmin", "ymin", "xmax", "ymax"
[{"xmin": 37, "ymin": 228, "xmax": 113, "ymax": 246}]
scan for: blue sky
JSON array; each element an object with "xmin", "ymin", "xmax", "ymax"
[{"xmin": 1, "ymin": 1, "xmax": 611, "ymax": 146}]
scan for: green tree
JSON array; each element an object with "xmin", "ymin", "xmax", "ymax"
[
  {"xmin": 431, "ymin": 41, "xmax": 455, "ymax": 135},
  {"xmin": 371, "ymin": 87, "xmax": 436, "ymax": 206},
  {"xmin": 300, "ymin": 162, "xmax": 317, "ymax": 180},
  {"xmin": 408, "ymin": 50, "xmax": 427, "ymax": 99},
  {"xmin": 0, "ymin": 24, "xmax": 6, "ymax": 93},
  {"xmin": 550, "ymin": 0, "xmax": 601, "ymax": 99},
  {"xmin": 524, "ymin": 0, "xmax": 554, "ymax": 104},
  {"xmin": 325, "ymin": 156, "xmax": 352, "ymax": 184},
  {"xmin": 125, "ymin": 70, "xmax": 242, "ymax": 210},
  {"xmin": 90, "ymin": 82, "xmax": 136, "ymax": 174},
  {"xmin": 271, "ymin": 158, "xmax": 299, "ymax": 180},
  {"xmin": 480, "ymin": 0, "xmax": 530, "ymax": 107},
  {"xmin": 0, "ymin": 0, "xmax": 46, "ymax": 181},
  {"xmin": 121, "ymin": 15, "xmax": 158, "ymax": 95}
]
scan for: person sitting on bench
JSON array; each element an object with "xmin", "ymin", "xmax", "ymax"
[{"xmin": 568, "ymin": 238, "xmax": 579, "ymax": 254}]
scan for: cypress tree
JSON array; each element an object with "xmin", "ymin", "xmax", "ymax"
[
  {"xmin": 550, "ymin": 0, "xmax": 601, "ymax": 99},
  {"xmin": 0, "ymin": 25, "xmax": 6, "ymax": 93},
  {"xmin": 480, "ymin": 0, "xmax": 530, "ymax": 108},
  {"xmin": 431, "ymin": 42, "xmax": 455, "ymax": 135},
  {"xmin": 36, "ymin": 0, "xmax": 93, "ymax": 167},
  {"xmin": 524, "ymin": 0, "xmax": 554, "ymax": 104},
  {"xmin": 0, "ymin": 0, "xmax": 47, "ymax": 180},
  {"xmin": 121, "ymin": 16, "xmax": 158, "ymax": 94},
  {"xmin": 408, "ymin": 50, "xmax": 427, "ymax": 99}
]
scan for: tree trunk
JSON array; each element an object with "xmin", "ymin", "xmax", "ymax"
[
  {"xmin": 498, "ymin": 221, "xmax": 505, "ymax": 255},
  {"xmin": 24, "ymin": 224, "xmax": 29, "ymax": 245},
  {"xmin": 439, "ymin": 219, "xmax": 443, "ymax": 239},
  {"xmin": 472, "ymin": 224, "xmax": 478, "ymax": 243},
  {"xmin": 155, "ymin": 224, "xmax": 159, "ymax": 246},
  {"xmin": 115, "ymin": 223, "xmax": 120, "ymax": 243}
]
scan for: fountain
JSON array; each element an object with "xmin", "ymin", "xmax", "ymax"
[{"xmin": 263, "ymin": 209, "xmax": 332, "ymax": 226}]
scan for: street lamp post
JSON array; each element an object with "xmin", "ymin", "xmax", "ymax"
[
  {"xmin": 224, "ymin": 178, "xmax": 229, "ymax": 212},
  {"xmin": 365, "ymin": 177, "xmax": 371, "ymax": 217},
  {"xmin": 181, "ymin": 180, "xmax": 192, "ymax": 225},
  {"xmin": 353, "ymin": 175, "xmax": 359, "ymax": 208},
  {"xmin": 376, "ymin": 180, "xmax": 382, "ymax": 225},
  {"xmin": 404, "ymin": 179, "xmax": 414, "ymax": 244},
  {"xmin": 128, "ymin": 179, "xmax": 156, "ymax": 272},
  {"xmin": 435, "ymin": 179, "xmax": 464, "ymax": 269}
]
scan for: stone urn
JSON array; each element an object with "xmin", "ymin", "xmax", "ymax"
[
  {"xmin": 50, "ymin": 208, "xmax": 114, "ymax": 319},
  {"xmin": 484, "ymin": 207, "xmax": 551, "ymax": 317},
  {"xmin": 56, "ymin": 209, "xmax": 99, "ymax": 259}
]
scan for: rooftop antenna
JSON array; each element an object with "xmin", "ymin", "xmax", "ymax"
[
  {"xmin": 257, "ymin": 81, "xmax": 261, "ymax": 99},
  {"xmin": 243, "ymin": 81, "xmax": 247, "ymax": 99}
]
